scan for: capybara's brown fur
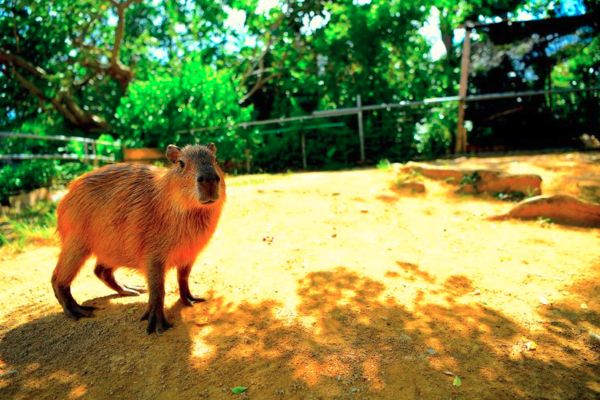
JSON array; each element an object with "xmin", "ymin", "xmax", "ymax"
[{"xmin": 51, "ymin": 144, "xmax": 225, "ymax": 334}]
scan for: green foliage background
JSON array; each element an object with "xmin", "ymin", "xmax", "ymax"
[{"xmin": 0, "ymin": 0, "xmax": 598, "ymax": 200}]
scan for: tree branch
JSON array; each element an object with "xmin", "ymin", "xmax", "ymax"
[
  {"xmin": 2, "ymin": 0, "xmax": 137, "ymax": 130},
  {"xmin": 12, "ymin": 68, "xmax": 48, "ymax": 103},
  {"xmin": 73, "ymin": 72, "xmax": 96, "ymax": 91},
  {"xmin": 103, "ymin": 0, "xmax": 139, "ymax": 90},
  {"xmin": 12, "ymin": 7, "xmax": 21, "ymax": 53},
  {"xmin": 1, "ymin": 50, "xmax": 108, "ymax": 130},
  {"xmin": 439, "ymin": 16, "xmax": 454, "ymax": 61},
  {"xmin": 238, "ymin": 14, "xmax": 286, "ymax": 104},
  {"xmin": 11, "ymin": 68, "xmax": 79, "ymax": 124},
  {"xmin": 239, "ymin": 72, "xmax": 282, "ymax": 105},
  {"xmin": 72, "ymin": 9, "xmax": 104, "ymax": 47},
  {"xmin": 111, "ymin": 0, "xmax": 131, "ymax": 64},
  {"xmin": 0, "ymin": 51, "xmax": 47, "ymax": 78}
]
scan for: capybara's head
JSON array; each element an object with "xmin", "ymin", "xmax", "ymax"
[{"xmin": 166, "ymin": 144, "xmax": 224, "ymax": 207}]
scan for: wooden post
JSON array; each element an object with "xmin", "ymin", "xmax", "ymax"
[
  {"xmin": 83, "ymin": 141, "xmax": 89, "ymax": 165},
  {"xmin": 455, "ymin": 26, "xmax": 471, "ymax": 153},
  {"xmin": 92, "ymin": 141, "xmax": 99, "ymax": 167},
  {"xmin": 301, "ymin": 130, "xmax": 307, "ymax": 170},
  {"xmin": 357, "ymin": 95, "xmax": 365, "ymax": 162},
  {"xmin": 244, "ymin": 148, "xmax": 251, "ymax": 173}
]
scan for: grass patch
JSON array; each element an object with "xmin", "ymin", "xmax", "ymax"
[
  {"xmin": 376, "ymin": 159, "xmax": 392, "ymax": 170},
  {"xmin": 494, "ymin": 191, "xmax": 527, "ymax": 202},
  {"xmin": 0, "ymin": 201, "xmax": 57, "ymax": 252},
  {"xmin": 459, "ymin": 171, "xmax": 482, "ymax": 187}
]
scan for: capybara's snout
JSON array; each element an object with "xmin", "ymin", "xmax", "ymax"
[
  {"xmin": 196, "ymin": 171, "xmax": 220, "ymax": 184},
  {"xmin": 196, "ymin": 170, "xmax": 221, "ymax": 204}
]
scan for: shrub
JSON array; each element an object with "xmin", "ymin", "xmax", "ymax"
[
  {"xmin": 0, "ymin": 161, "xmax": 91, "ymax": 205},
  {"xmin": 115, "ymin": 61, "xmax": 254, "ymax": 163},
  {"xmin": 415, "ymin": 104, "xmax": 455, "ymax": 159}
]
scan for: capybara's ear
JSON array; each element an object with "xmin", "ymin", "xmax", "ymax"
[
  {"xmin": 207, "ymin": 142, "xmax": 217, "ymax": 154},
  {"xmin": 166, "ymin": 145, "xmax": 181, "ymax": 163}
]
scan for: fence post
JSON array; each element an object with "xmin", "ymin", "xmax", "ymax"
[
  {"xmin": 83, "ymin": 141, "xmax": 89, "ymax": 165},
  {"xmin": 455, "ymin": 25, "xmax": 472, "ymax": 153},
  {"xmin": 244, "ymin": 149, "xmax": 251, "ymax": 173},
  {"xmin": 301, "ymin": 130, "xmax": 307, "ymax": 170},
  {"xmin": 92, "ymin": 141, "xmax": 98, "ymax": 167},
  {"xmin": 357, "ymin": 95, "xmax": 365, "ymax": 162}
]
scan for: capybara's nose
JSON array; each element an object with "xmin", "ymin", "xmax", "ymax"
[{"xmin": 197, "ymin": 173, "xmax": 220, "ymax": 184}]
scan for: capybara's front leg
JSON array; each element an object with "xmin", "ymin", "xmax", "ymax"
[
  {"xmin": 177, "ymin": 264, "xmax": 206, "ymax": 307},
  {"xmin": 141, "ymin": 260, "xmax": 172, "ymax": 334}
]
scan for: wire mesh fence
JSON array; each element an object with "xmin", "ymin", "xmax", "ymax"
[
  {"xmin": 0, "ymin": 132, "xmax": 121, "ymax": 164},
  {"xmin": 180, "ymin": 86, "xmax": 598, "ymax": 173}
]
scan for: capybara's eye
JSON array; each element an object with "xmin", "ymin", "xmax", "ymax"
[{"xmin": 178, "ymin": 160, "xmax": 185, "ymax": 169}]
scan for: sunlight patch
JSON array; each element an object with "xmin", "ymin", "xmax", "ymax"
[
  {"xmin": 191, "ymin": 326, "xmax": 216, "ymax": 360},
  {"xmin": 68, "ymin": 385, "xmax": 88, "ymax": 399}
]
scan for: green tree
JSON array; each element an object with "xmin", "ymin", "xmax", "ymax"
[
  {"xmin": 0, "ymin": 0, "xmax": 231, "ymax": 133},
  {"xmin": 115, "ymin": 60, "xmax": 253, "ymax": 160}
]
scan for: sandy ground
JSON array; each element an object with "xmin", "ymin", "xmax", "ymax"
[{"xmin": 0, "ymin": 152, "xmax": 599, "ymax": 400}]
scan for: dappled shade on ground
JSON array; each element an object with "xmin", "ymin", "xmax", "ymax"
[{"xmin": 1, "ymin": 267, "xmax": 598, "ymax": 399}]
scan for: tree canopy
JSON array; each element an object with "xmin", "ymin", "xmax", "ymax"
[{"xmin": 1, "ymin": 0, "xmax": 597, "ymax": 169}]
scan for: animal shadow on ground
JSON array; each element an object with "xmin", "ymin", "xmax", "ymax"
[{"xmin": 0, "ymin": 266, "xmax": 598, "ymax": 399}]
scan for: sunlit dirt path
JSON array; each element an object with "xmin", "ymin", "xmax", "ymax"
[{"xmin": 1, "ymin": 152, "xmax": 599, "ymax": 399}]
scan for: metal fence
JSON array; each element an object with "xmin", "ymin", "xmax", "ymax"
[
  {"xmin": 174, "ymin": 85, "xmax": 599, "ymax": 172},
  {"xmin": 0, "ymin": 132, "xmax": 121, "ymax": 164},
  {"xmin": 1, "ymin": 85, "xmax": 597, "ymax": 172}
]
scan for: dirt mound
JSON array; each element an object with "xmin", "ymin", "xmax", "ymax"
[{"xmin": 490, "ymin": 195, "xmax": 600, "ymax": 227}]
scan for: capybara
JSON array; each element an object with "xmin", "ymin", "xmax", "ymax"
[{"xmin": 51, "ymin": 144, "xmax": 225, "ymax": 334}]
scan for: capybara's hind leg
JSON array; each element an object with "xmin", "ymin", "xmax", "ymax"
[
  {"xmin": 52, "ymin": 242, "xmax": 94, "ymax": 320},
  {"xmin": 93, "ymin": 263, "xmax": 146, "ymax": 296},
  {"xmin": 177, "ymin": 264, "xmax": 206, "ymax": 307}
]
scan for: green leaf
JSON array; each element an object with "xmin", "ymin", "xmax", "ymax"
[
  {"xmin": 231, "ymin": 386, "xmax": 248, "ymax": 394},
  {"xmin": 453, "ymin": 376, "xmax": 462, "ymax": 387}
]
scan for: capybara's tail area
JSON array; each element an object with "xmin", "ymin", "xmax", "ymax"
[{"xmin": 55, "ymin": 196, "xmax": 77, "ymax": 243}]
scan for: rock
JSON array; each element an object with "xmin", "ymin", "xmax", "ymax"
[
  {"xmin": 426, "ymin": 347, "xmax": 438, "ymax": 356},
  {"xmin": 456, "ymin": 170, "xmax": 541, "ymax": 197},
  {"xmin": 399, "ymin": 165, "xmax": 463, "ymax": 182},
  {"xmin": 399, "ymin": 164, "xmax": 542, "ymax": 197},
  {"xmin": 587, "ymin": 331, "xmax": 600, "ymax": 352},
  {"xmin": 489, "ymin": 195, "xmax": 600, "ymax": 228},
  {"xmin": 475, "ymin": 172, "xmax": 542, "ymax": 196},
  {"xmin": 391, "ymin": 181, "xmax": 426, "ymax": 194},
  {"xmin": 580, "ymin": 133, "xmax": 600, "ymax": 149}
]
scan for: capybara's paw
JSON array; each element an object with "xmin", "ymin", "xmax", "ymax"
[
  {"xmin": 118, "ymin": 285, "xmax": 146, "ymax": 296},
  {"xmin": 141, "ymin": 308, "xmax": 172, "ymax": 334},
  {"xmin": 181, "ymin": 294, "xmax": 206, "ymax": 307},
  {"xmin": 65, "ymin": 303, "xmax": 96, "ymax": 320},
  {"xmin": 124, "ymin": 284, "xmax": 147, "ymax": 294}
]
